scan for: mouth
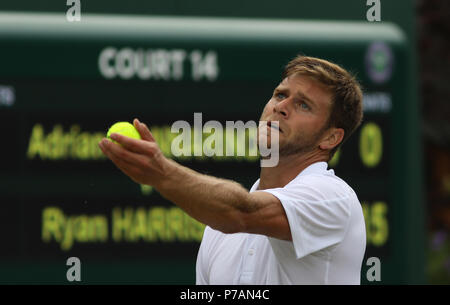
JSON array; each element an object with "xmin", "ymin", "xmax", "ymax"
[{"xmin": 267, "ymin": 121, "xmax": 282, "ymax": 133}]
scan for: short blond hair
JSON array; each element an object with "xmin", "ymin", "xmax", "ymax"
[{"xmin": 283, "ymin": 55, "xmax": 363, "ymax": 158}]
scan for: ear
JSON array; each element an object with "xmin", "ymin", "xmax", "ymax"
[{"xmin": 319, "ymin": 128, "xmax": 345, "ymax": 151}]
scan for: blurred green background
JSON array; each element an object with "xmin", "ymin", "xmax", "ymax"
[{"xmin": 0, "ymin": 0, "xmax": 448, "ymax": 284}]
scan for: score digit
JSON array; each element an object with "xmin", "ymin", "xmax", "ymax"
[
  {"xmin": 359, "ymin": 122, "xmax": 383, "ymax": 168},
  {"xmin": 362, "ymin": 201, "xmax": 389, "ymax": 247}
]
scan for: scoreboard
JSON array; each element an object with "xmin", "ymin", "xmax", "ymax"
[{"xmin": 0, "ymin": 13, "xmax": 424, "ymax": 283}]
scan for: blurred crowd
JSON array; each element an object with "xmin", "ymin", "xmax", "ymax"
[{"xmin": 417, "ymin": 0, "xmax": 450, "ymax": 283}]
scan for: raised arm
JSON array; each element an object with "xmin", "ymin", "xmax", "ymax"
[{"xmin": 98, "ymin": 119, "xmax": 291, "ymax": 240}]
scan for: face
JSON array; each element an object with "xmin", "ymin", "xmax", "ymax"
[{"xmin": 258, "ymin": 74, "xmax": 334, "ymax": 157}]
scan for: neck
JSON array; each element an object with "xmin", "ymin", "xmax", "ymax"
[{"xmin": 258, "ymin": 150, "xmax": 328, "ymax": 190}]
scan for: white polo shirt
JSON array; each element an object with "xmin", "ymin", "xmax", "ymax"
[{"xmin": 196, "ymin": 162, "xmax": 366, "ymax": 285}]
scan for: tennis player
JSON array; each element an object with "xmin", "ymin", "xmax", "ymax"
[{"xmin": 98, "ymin": 55, "xmax": 366, "ymax": 284}]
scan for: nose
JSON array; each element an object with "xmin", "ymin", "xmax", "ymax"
[{"xmin": 273, "ymin": 98, "xmax": 290, "ymax": 118}]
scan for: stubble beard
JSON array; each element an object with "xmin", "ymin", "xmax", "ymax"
[
  {"xmin": 258, "ymin": 129, "xmax": 320, "ymax": 160},
  {"xmin": 278, "ymin": 121, "xmax": 332, "ymax": 158},
  {"xmin": 278, "ymin": 132, "xmax": 318, "ymax": 157}
]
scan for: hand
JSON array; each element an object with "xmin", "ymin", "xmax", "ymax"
[{"xmin": 98, "ymin": 118, "xmax": 173, "ymax": 187}]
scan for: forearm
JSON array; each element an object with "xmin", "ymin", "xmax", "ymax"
[
  {"xmin": 155, "ymin": 158, "xmax": 254, "ymax": 233},
  {"xmin": 99, "ymin": 124, "xmax": 290, "ymax": 240}
]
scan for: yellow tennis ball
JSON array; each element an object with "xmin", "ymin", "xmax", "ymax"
[{"xmin": 107, "ymin": 122, "xmax": 141, "ymax": 143}]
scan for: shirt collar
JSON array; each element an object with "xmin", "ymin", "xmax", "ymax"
[
  {"xmin": 297, "ymin": 161, "xmax": 329, "ymax": 177},
  {"xmin": 250, "ymin": 161, "xmax": 330, "ymax": 192}
]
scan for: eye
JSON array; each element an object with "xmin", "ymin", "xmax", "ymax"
[
  {"xmin": 298, "ymin": 100, "xmax": 311, "ymax": 111},
  {"xmin": 275, "ymin": 93, "xmax": 286, "ymax": 100}
]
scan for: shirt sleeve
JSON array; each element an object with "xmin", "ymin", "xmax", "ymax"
[
  {"xmin": 195, "ymin": 227, "xmax": 210, "ymax": 285},
  {"xmin": 261, "ymin": 177, "xmax": 352, "ymax": 259}
]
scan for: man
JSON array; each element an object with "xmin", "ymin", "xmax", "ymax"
[{"xmin": 98, "ymin": 55, "xmax": 366, "ymax": 285}]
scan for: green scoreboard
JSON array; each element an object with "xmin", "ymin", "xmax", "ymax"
[{"xmin": 0, "ymin": 13, "xmax": 424, "ymax": 284}]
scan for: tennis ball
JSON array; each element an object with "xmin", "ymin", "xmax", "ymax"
[{"xmin": 107, "ymin": 121, "xmax": 141, "ymax": 143}]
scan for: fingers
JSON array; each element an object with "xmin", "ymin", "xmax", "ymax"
[
  {"xmin": 108, "ymin": 132, "xmax": 157, "ymax": 156},
  {"xmin": 98, "ymin": 138, "xmax": 150, "ymax": 181},
  {"xmin": 99, "ymin": 119, "xmax": 166, "ymax": 186},
  {"xmin": 134, "ymin": 118, "xmax": 156, "ymax": 142},
  {"xmin": 99, "ymin": 138, "xmax": 148, "ymax": 165}
]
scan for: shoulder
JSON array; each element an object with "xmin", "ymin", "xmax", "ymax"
[
  {"xmin": 263, "ymin": 172, "xmax": 361, "ymax": 260},
  {"xmin": 260, "ymin": 170, "xmax": 360, "ymax": 231},
  {"xmin": 282, "ymin": 171, "xmax": 356, "ymax": 204}
]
